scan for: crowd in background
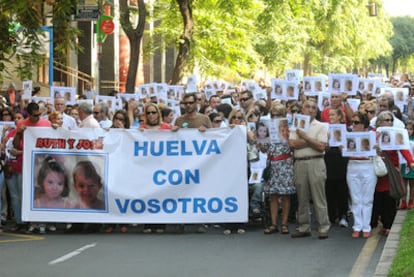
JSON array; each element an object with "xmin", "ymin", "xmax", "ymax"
[{"xmin": 0, "ymin": 74, "xmax": 413, "ymax": 238}]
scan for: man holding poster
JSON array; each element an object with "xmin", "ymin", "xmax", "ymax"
[{"xmin": 289, "ymin": 99, "xmax": 330, "ymax": 239}]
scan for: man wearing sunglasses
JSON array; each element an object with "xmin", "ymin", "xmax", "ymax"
[
  {"xmin": 239, "ymin": 90, "xmax": 255, "ymax": 113},
  {"xmin": 174, "ymin": 93, "xmax": 211, "ymax": 233},
  {"xmin": 369, "ymin": 94, "xmax": 405, "ymax": 129},
  {"xmin": 175, "ymin": 93, "xmax": 212, "ymax": 131},
  {"xmin": 11, "ymin": 102, "xmax": 51, "ymax": 232}
]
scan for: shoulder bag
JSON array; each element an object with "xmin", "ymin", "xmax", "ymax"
[
  {"xmin": 382, "ymin": 151, "xmax": 406, "ymax": 200},
  {"xmin": 372, "ymin": 155, "xmax": 388, "ymax": 177}
]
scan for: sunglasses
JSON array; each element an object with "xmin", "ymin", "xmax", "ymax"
[
  {"xmin": 30, "ymin": 113, "xmax": 41, "ymax": 117},
  {"xmin": 213, "ymin": 119, "xmax": 222, "ymax": 123},
  {"xmin": 365, "ymin": 110, "xmax": 376, "ymax": 114},
  {"xmin": 2, "ymin": 113, "xmax": 10, "ymax": 116},
  {"xmin": 233, "ymin": 116, "xmax": 243, "ymax": 120},
  {"xmin": 240, "ymin": 97, "xmax": 251, "ymax": 102},
  {"xmin": 146, "ymin": 111, "xmax": 158, "ymax": 115},
  {"xmin": 291, "ymin": 109, "xmax": 299, "ymax": 113},
  {"xmin": 248, "ymin": 112, "xmax": 259, "ymax": 118},
  {"xmin": 384, "ymin": 118, "xmax": 394, "ymax": 122},
  {"xmin": 352, "ymin": 120, "xmax": 361, "ymax": 125},
  {"xmin": 196, "ymin": 98, "xmax": 202, "ymax": 101},
  {"xmin": 114, "ymin": 117, "xmax": 125, "ymax": 121},
  {"xmin": 183, "ymin": 101, "xmax": 195, "ymax": 105}
]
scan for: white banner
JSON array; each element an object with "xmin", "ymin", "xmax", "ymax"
[{"xmin": 22, "ymin": 126, "xmax": 248, "ymax": 223}]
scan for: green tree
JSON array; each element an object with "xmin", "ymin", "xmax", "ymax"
[
  {"xmin": 151, "ymin": 0, "xmax": 263, "ymax": 84},
  {"xmin": 389, "ymin": 16, "xmax": 414, "ymax": 74},
  {"xmin": 119, "ymin": 0, "xmax": 146, "ymax": 93}
]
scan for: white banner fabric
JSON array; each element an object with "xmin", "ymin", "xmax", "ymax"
[{"xmin": 22, "ymin": 126, "xmax": 248, "ymax": 223}]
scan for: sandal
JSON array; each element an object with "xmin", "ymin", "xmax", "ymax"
[
  {"xmin": 264, "ymin": 225, "xmax": 278, "ymax": 234},
  {"xmin": 281, "ymin": 224, "xmax": 290, "ymax": 234}
]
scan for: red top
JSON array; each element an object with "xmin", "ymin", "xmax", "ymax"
[
  {"xmin": 321, "ymin": 105, "xmax": 349, "ymax": 125},
  {"xmin": 6, "ymin": 129, "xmax": 23, "ymax": 173},
  {"xmin": 376, "ymin": 149, "xmax": 414, "ymax": 192}
]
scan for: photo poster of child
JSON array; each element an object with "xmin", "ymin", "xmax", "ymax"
[
  {"xmin": 22, "ymin": 80, "xmax": 33, "ymax": 100},
  {"xmin": 342, "ymin": 74, "xmax": 359, "ymax": 96},
  {"xmin": 391, "ymin": 87, "xmax": 409, "ymax": 111},
  {"xmin": 283, "ymin": 81, "xmax": 299, "ymax": 100},
  {"xmin": 50, "ymin": 86, "xmax": 76, "ymax": 106},
  {"xmin": 95, "ymin": 95, "xmax": 117, "ymax": 114},
  {"xmin": 318, "ymin": 91, "xmax": 331, "ymax": 112},
  {"xmin": 118, "ymin": 93, "xmax": 140, "ymax": 111},
  {"xmin": 377, "ymin": 127, "xmax": 410, "ymax": 151},
  {"xmin": 285, "ymin": 69, "xmax": 303, "ymax": 82},
  {"xmin": 271, "ymin": 78, "xmax": 284, "ymax": 100},
  {"xmin": 342, "ymin": 131, "xmax": 376, "ymax": 157},
  {"xmin": 186, "ymin": 74, "xmax": 198, "ymax": 93},
  {"xmin": 256, "ymin": 119, "xmax": 271, "ymax": 144},
  {"xmin": 166, "ymin": 85, "xmax": 185, "ymax": 102},
  {"xmin": 303, "ymin": 76, "xmax": 325, "ymax": 96},
  {"xmin": 249, "ymin": 152, "xmax": 268, "ymax": 184},
  {"xmin": 241, "ymin": 80, "xmax": 260, "ymax": 94},
  {"xmin": 328, "ymin": 74, "xmax": 342, "ymax": 93},
  {"xmin": 292, "ymin": 113, "xmax": 310, "ymax": 132},
  {"xmin": 373, "ymin": 82, "xmax": 386, "ymax": 98},
  {"xmin": 156, "ymin": 83, "xmax": 168, "ymax": 100},
  {"xmin": 328, "ymin": 124, "xmax": 346, "ymax": 147},
  {"xmin": 268, "ymin": 118, "xmax": 289, "ymax": 143},
  {"xmin": 137, "ymin": 84, "xmax": 150, "ymax": 101}
]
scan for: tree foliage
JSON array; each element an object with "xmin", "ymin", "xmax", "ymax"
[{"xmin": 119, "ymin": 0, "xmax": 147, "ymax": 93}]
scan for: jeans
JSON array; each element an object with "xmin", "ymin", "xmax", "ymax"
[
  {"xmin": 5, "ymin": 173, "xmax": 22, "ymax": 224},
  {"xmin": 249, "ymin": 182, "xmax": 263, "ymax": 211}
]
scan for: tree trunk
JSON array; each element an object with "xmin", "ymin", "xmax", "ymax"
[
  {"xmin": 171, "ymin": 0, "xmax": 193, "ymax": 85},
  {"xmin": 119, "ymin": 0, "xmax": 146, "ymax": 93}
]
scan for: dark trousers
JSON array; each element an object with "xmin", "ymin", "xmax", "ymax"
[
  {"xmin": 325, "ymin": 179, "xmax": 349, "ymax": 223},
  {"xmin": 371, "ymin": 190, "xmax": 397, "ymax": 229}
]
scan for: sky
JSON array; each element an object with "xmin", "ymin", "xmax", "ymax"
[{"xmin": 382, "ymin": 0, "xmax": 414, "ymax": 16}]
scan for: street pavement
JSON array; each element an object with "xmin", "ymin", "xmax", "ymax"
[{"xmin": 0, "ymin": 221, "xmax": 388, "ymax": 277}]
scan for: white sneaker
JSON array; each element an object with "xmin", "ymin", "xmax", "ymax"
[
  {"xmin": 237, "ymin": 228, "xmax": 246, "ymax": 234},
  {"xmin": 339, "ymin": 218, "xmax": 348, "ymax": 228},
  {"xmin": 48, "ymin": 225, "xmax": 57, "ymax": 232},
  {"xmin": 223, "ymin": 229, "xmax": 232, "ymax": 235},
  {"xmin": 143, "ymin": 228, "xmax": 152, "ymax": 234}
]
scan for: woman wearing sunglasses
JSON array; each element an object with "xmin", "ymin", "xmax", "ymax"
[
  {"xmin": 346, "ymin": 112, "xmax": 377, "ymax": 238},
  {"xmin": 371, "ymin": 111, "xmax": 414, "ymax": 236}
]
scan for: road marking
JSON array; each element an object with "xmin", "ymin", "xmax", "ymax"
[
  {"xmin": 349, "ymin": 228, "xmax": 381, "ymax": 277},
  {"xmin": 0, "ymin": 232, "xmax": 45, "ymax": 243},
  {"xmin": 48, "ymin": 243, "xmax": 97, "ymax": 265}
]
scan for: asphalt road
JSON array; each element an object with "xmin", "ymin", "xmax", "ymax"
[{"xmin": 0, "ymin": 223, "xmax": 386, "ymax": 277}]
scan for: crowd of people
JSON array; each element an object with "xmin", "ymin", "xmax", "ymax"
[{"xmin": 0, "ymin": 74, "xmax": 413, "ymax": 239}]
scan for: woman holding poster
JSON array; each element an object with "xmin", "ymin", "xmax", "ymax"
[
  {"xmin": 258, "ymin": 104, "xmax": 295, "ymax": 235},
  {"xmin": 325, "ymin": 108, "xmax": 349, "ymax": 227},
  {"xmin": 346, "ymin": 112, "xmax": 377, "ymax": 238},
  {"xmin": 371, "ymin": 111, "xmax": 414, "ymax": 236}
]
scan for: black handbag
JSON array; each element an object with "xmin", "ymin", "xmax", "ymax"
[
  {"xmin": 262, "ymin": 160, "xmax": 271, "ymax": 182},
  {"xmin": 383, "ymin": 152, "xmax": 406, "ymax": 200}
]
